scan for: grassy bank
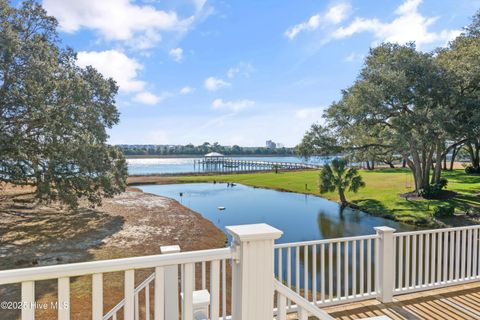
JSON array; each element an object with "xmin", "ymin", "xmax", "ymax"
[{"xmin": 169, "ymin": 169, "xmax": 480, "ymax": 226}]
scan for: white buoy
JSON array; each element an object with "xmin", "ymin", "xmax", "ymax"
[{"xmin": 218, "ymin": 206, "xmax": 226, "ymax": 210}]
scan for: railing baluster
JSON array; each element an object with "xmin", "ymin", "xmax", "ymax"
[
  {"xmin": 146, "ymin": 282, "xmax": 151, "ymax": 320},
  {"xmin": 367, "ymin": 239, "xmax": 371, "ymax": 294},
  {"xmin": 134, "ymin": 292, "xmax": 139, "ymax": 320},
  {"xmin": 398, "ymin": 236, "xmax": 403, "ymax": 289},
  {"xmin": 278, "ymin": 248, "xmax": 283, "ymax": 282},
  {"xmin": 419, "ymin": 234, "xmax": 423, "ymax": 287},
  {"xmin": 328, "ymin": 243, "xmax": 333, "ymax": 302},
  {"xmin": 287, "ymin": 247, "xmax": 292, "ymax": 309},
  {"xmin": 405, "ymin": 236, "xmax": 410, "ymax": 289},
  {"xmin": 467, "ymin": 229, "xmax": 473, "ymax": 279},
  {"xmin": 21, "ymin": 281, "xmax": 35, "ymax": 320},
  {"xmin": 321, "ymin": 243, "xmax": 325, "ymax": 303},
  {"xmin": 425, "ymin": 233, "xmax": 430, "ymax": 285},
  {"xmin": 461, "ymin": 229, "xmax": 467, "ymax": 279},
  {"xmin": 455, "ymin": 230, "xmax": 460, "ymax": 280},
  {"xmin": 182, "ymin": 263, "xmax": 194, "ymax": 320},
  {"xmin": 312, "ymin": 244, "xmax": 317, "ymax": 304},
  {"xmin": 437, "ymin": 232, "xmax": 443, "ymax": 283},
  {"xmin": 450, "ymin": 231, "xmax": 455, "ymax": 282},
  {"xmin": 336, "ymin": 242, "xmax": 341, "ymax": 299},
  {"xmin": 154, "ymin": 266, "xmax": 164, "ymax": 320},
  {"xmin": 303, "ymin": 245, "xmax": 308, "ymax": 299},
  {"xmin": 296, "ymin": 246, "xmax": 300, "ymax": 295},
  {"xmin": 360, "ymin": 240, "xmax": 364, "ymax": 296},
  {"xmin": 201, "ymin": 261, "xmax": 206, "ymax": 289},
  {"xmin": 473, "ymin": 228, "xmax": 479, "ymax": 278},
  {"xmin": 298, "ymin": 307, "xmax": 308, "ymax": 320},
  {"xmin": 277, "ymin": 293, "xmax": 287, "ymax": 320},
  {"xmin": 222, "ymin": 260, "xmax": 226, "ymax": 319},
  {"xmin": 344, "ymin": 241, "xmax": 349, "ymax": 297},
  {"xmin": 412, "ymin": 235, "xmax": 417, "ymax": 288},
  {"xmin": 431, "ymin": 232, "xmax": 436, "ymax": 284},
  {"xmin": 124, "ymin": 270, "xmax": 135, "ymax": 320},
  {"xmin": 210, "ymin": 260, "xmax": 220, "ymax": 320},
  {"xmin": 92, "ymin": 273, "xmax": 103, "ymax": 320},
  {"xmin": 58, "ymin": 277, "xmax": 70, "ymax": 320},
  {"xmin": 352, "ymin": 241, "xmax": 357, "ymax": 297},
  {"xmin": 443, "ymin": 231, "xmax": 448, "ymax": 283}
]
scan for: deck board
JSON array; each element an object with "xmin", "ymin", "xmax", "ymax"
[{"xmin": 323, "ymin": 282, "xmax": 480, "ymax": 320}]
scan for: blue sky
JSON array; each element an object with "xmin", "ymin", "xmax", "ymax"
[{"xmin": 40, "ymin": 0, "xmax": 479, "ymax": 147}]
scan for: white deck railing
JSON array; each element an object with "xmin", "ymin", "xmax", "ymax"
[
  {"xmin": 394, "ymin": 225, "xmax": 480, "ymax": 294},
  {"xmin": 0, "ymin": 223, "xmax": 479, "ymax": 320},
  {"xmin": 275, "ymin": 234, "xmax": 379, "ymax": 308}
]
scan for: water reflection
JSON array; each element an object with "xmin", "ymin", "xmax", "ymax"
[{"xmin": 139, "ymin": 182, "xmax": 415, "ymax": 291}]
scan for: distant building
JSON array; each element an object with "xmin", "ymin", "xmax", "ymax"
[
  {"xmin": 276, "ymin": 142, "xmax": 285, "ymax": 148},
  {"xmin": 266, "ymin": 140, "xmax": 276, "ymax": 148}
]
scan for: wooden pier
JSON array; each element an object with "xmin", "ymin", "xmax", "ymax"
[{"xmin": 194, "ymin": 157, "xmax": 319, "ymax": 172}]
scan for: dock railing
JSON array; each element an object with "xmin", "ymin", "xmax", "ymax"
[{"xmin": 0, "ymin": 223, "xmax": 479, "ymax": 320}]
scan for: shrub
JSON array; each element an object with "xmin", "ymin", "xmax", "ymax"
[
  {"xmin": 465, "ymin": 165, "xmax": 480, "ymax": 174},
  {"xmin": 419, "ymin": 178, "xmax": 448, "ymax": 198},
  {"xmin": 433, "ymin": 204, "xmax": 455, "ymax": 218}
]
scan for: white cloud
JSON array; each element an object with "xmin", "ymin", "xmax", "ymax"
[
  {"xmin": 295, "ymin": 107, "xmax": 324, "ymax": 120},
  {"xmin": 204, "ymin": 77, "xmax": 230, "ymax": 91},
  {"xmin": 285, "ymin": 3, "xmax": 351, "ymax": 39},
  {"xmin": 332, "ymin": 0, "xmax": 461, "ymax": 48},
  {"xmin": 180, "ymin": 86, "xmax": 194, "ymax": 94},
  {"xmin": 43, "ymin": 0, "xmax": 194, "ymax": 49},
  {"xmin": 169, "ymin": 48, "xmax": 183, "ymax": 62},
  {"xmin": 133, "ymin": 91, "xmax": 171, "ymax": 105},
  {"xmin": 77, "ymin": 50, "xmax": 145, "ymax": 92},
  {"xmin": 344, "ymin": 52, "xmax": 363, "ymax": 62},
  {"xmin": 212, "ymin": 99, "xmax": 255, "ymax": 112},
  {"xmin": 227, "ymin": 62, "xmax": 254, "ymax": 79},
  {"xmin": 324, "ymin": 3, "xmax": 352, "ymax": 24}
]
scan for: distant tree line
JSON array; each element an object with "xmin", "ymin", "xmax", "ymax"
[
  {"xmin": 297, "ymin": 10, "xmax": 480, "ymax": 196},
  {"xmin": 118, "ymin": 142, "xmax": 296, "ymax": 156}
]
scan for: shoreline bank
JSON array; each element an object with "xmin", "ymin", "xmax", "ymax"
[{"xmin": 0, "ymin": 185, "xmax": 226, "ymax": 319}]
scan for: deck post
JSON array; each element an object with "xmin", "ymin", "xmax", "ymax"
[
  {"xmin": 160, "ymin": 245, "xmax": 181, "ymax": 320},
  {"xmin": 374, "ymin": 226, "xmax": 396, "ymax": 303},
  {"xmin": 226, "ymin": 223, "xmax": 283, "ymax": 320}
]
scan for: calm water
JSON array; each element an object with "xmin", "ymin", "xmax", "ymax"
[
  {"xmin": 139, "ymin": 183, "xmax": 414, "ymax": 293},
  {"xmin": 127, "ymin": 156, "xmax": 332, "ymax": 175},
  {"xmin": 139, "ymin": 183, "xmax": 413, "ymax": 243}
]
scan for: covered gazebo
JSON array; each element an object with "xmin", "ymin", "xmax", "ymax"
[{"xmin": 204, "ymin": 152, "xmax": 224, "ymax": 159}]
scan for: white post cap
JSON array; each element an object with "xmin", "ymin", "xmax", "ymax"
[
  {"xmin": 374, "ymin": 226, "xmax": 396, "ymax": 233},
  {"xmin": 160, "ymin": 245, "xmax": 181, "ymax": 254},
  {"xmin": 226, "ymin": 223, "xmax": 283, "ymax": 241}
]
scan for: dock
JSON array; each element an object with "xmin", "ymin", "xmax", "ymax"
[{"xmin": 194, "ymin": 157, "xmax": 319, "ymax": 172}]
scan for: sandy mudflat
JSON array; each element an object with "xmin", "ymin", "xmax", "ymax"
[{"xmin": 0, "ymin": 184, "xmax": 226, "ymax": 319}]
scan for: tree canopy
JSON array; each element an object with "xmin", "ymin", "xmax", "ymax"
[
  {"xmin": 0, "ymin": 0, "xmax": 127, "ymax": 208},
  {"xmin": 298, "ymin": 10, "xmax": 480, "ymax": 195}
]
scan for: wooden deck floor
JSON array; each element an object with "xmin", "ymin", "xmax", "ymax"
[{"xmin": 323, "ymin": 282, "xmax": 480, "ymax": 320}]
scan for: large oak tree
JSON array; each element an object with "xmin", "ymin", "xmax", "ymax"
[{"xmin": 0, "ymin": 0, "xmax": 127, "ymax": 208}]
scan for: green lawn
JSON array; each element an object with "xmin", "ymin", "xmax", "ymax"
[{"xmin": 174, "ymin": 169, "xmax": 480, "ymax": 226}]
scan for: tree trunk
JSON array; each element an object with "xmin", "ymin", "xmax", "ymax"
[
  {"xmin": 449, "ymin": 146, "xmax": 457, "ymax": 171},
  {"xmin": 371, "ymin": 160, "xmax": 375, "ymax": 170},
  {"xmin": 402, "ymin": 158, "xmax": 406, "ymax": 168},
  {"xmin": 467, "ymin": 141, "xmax": 480, "ymax": 168},
  {"xmin": 432, "ymin": 140, "xmax": 443, "ymax": 185},
  {"xmin": 366, "ymin": 161, "xmax": 371, "ymax": 170},
  {"xmin": 442, "ymin": 154, "xmax": 447, "ymax": 170},
  {"xmin": 338, "ymin": 188, "xmax": 348, "ymax": 207}
]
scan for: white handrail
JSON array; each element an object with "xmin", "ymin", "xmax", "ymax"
[
  {"xmin": 274, "ymin": 279, "xmax": 335, "ymax": 320},
  {"xmin": 0, "ymin": 247, "xmax": 233, "ymax": 285},
  {"xmin": 275, "ymin": 234, "xmax": 378, "ymax": 248}
]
